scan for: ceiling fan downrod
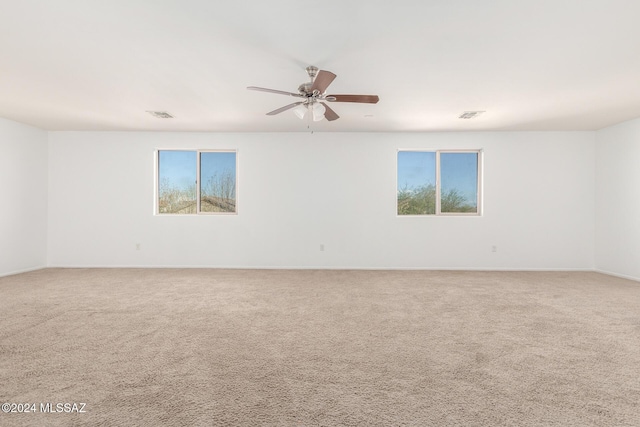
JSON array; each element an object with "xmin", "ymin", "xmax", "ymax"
[{"xmin": 305, "ymin": 66, "xmax": 319, "ymax": 82}]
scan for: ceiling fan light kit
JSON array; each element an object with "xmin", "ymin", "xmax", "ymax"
[
  {"xmin": 247, "ymin": 66, "xmax": 379, "ymax": 122},
  {"xmin": 312, "ymin": 102, "xmax": 326, "ymax": 121},
  {"xmin": 293, "ymin": 104, "xmax": 307, "ymax": 120}
]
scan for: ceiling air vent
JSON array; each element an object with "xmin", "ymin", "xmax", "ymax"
[
  {"xmin": 147, "ymin": 111, "xmax": 174, "ymax": 119},
  {"xmin": 459, "ymin": 111, "xmax": 485, "ymax": 119}
]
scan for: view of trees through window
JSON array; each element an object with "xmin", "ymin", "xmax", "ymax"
[
  {"xmin": 158, "ymin": 150, "xmax": 236, "ymax": 214},
  {"xmin": 397, "ymin": 150, "xmax": 480, "ymax": 215},
  {"xmin": 200, "ymin": 152, "xmax": 236, "ymax": 213}
]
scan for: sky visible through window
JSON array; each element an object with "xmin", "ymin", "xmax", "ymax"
[
  {"xmin": 397, "ymin": 151, "xmax": 436, "ymax": 190},
  {"xmin": 397, "ymin": 151, "xmax": 477, "ymax": 203},
  {"xmin": 158, "ymin": 150, "xmax": 196, "ymax": 191},
  {"xmin": 158, "ymin": 151, "xmax": 236, "ymax": 191}
]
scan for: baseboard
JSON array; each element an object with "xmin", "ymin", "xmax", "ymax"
[
  {"xmin": 594, "ymin": 269, "xmax": 640, "ymax": 283},
  {"xmin": 0, "ymin": 265, "xmax": 47, "ymax": 278}
]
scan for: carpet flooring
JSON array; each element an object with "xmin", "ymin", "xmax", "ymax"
[{"xmin": 0, "ymin": 268, "xmax": 639, "ymax": 426}]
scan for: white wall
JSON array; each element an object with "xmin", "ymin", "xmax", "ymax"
[
  {"xmin": 595, "ymin": 118, "xmax": 640, "ymax": 281},
  {"xmin": 0, "ymin": 118, "xmax": 48, "ymax": 277},
  {"xmin": 47, "ymin": 131, "xmax": 595, "ymax": 270}
]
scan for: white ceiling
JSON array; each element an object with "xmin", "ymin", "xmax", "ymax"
[{"xmin": 2, "ymin": 0, "xmax": 640, "ymax": 132}]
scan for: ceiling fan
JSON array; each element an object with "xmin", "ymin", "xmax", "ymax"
[{"xmin": 247, "ymin": 66, "xmax": 379, "ymax": 122}]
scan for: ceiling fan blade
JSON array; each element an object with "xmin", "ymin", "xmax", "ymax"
[
  {"xmin": 266, "ymin": 102, "xmax": 304, "ymax": 116},
  {"xmin": 247, "ymin": 86, "xmax": 303, "ymax": 98},
  {"xmin": 327, "ymin": 94, "xmax": 379, "ymax": 104},
  {"xmin": 321, "ymin": 102, "xmax": 340, "ymax": 121},
  {"xmin": 310, "ymin": 70, "xmax": 337, "ymax": 94}
]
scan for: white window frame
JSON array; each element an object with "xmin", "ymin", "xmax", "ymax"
[
  {"xmin": 155, "ymin": 149, "xmax": 238, "ymax": 216},
  {"xmin": 397, "ymin": 149, "xmax": 483, "ymax": 216}
]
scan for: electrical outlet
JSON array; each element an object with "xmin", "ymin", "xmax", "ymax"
[
  {"xmin": 136, "ymin": 243, "xmax": 141, "ymax": 251},
  {"xmin": 491, "ymin": 245, "xmax": 497, "ymax": 253},
  {"xmin": 320, "ymin": 244, "xmax": 325, "ymax": 252}
]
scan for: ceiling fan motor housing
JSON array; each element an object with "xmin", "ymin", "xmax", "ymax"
[{"xmin": 298, "ymin": 82, "xmax": 313, "ymax": 95}]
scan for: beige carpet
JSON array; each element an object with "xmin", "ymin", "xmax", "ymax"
[{"xmin": 1, "ymin": 268, "xmax": 639, "ymax": 426}]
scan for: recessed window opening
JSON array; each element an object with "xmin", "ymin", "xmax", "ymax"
[
  {"xmin": 156, "ymin": 149, "xmax": 237, "ymax": 215},
  {"xmin": 397, "ymin": 150, "xmax": 482, "ymax": 216}
]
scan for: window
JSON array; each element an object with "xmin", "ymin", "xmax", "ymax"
[
  {"xmin": 157, "ymin": 150, "xmax": 237, "ymax": 215},
  {"xmin": 397, "ymin": 150, "xmax": 481, "ymax": 216}
]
